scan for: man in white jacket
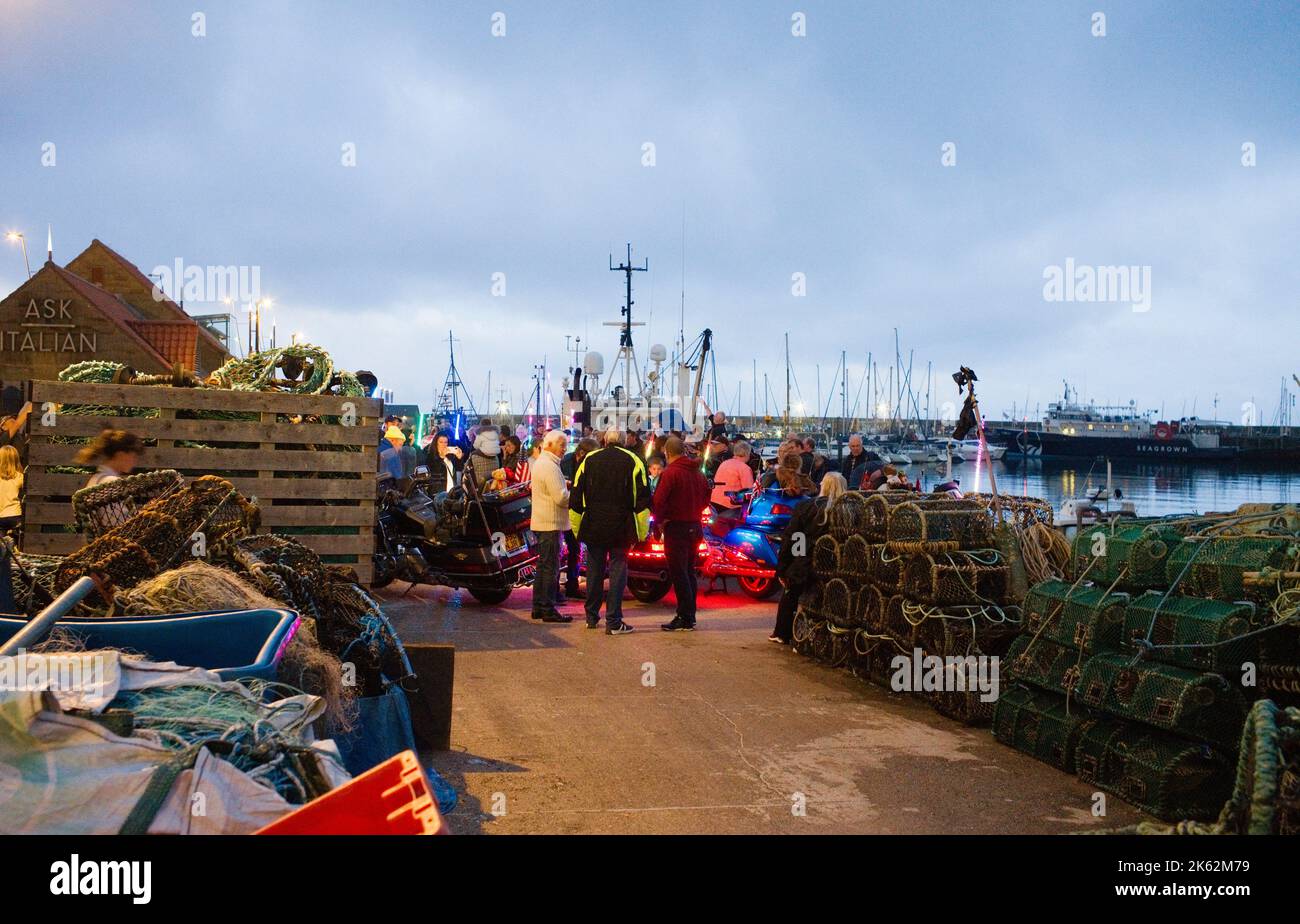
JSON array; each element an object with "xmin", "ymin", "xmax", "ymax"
[{"xmin": 530, "ymin": 429, "xmax": 573, "ymax": 623}]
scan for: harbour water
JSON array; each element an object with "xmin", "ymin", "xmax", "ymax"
[{"xmin": 907, "ymin": 458, "xmax": 1300, "ymax": 518}]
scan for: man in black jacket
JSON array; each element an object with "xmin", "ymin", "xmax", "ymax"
[
  {"xmin": 839, "ymin": 433, "xmax": 881, "ymax": 489},
  {"xmin": 569, "ymin": 429, "xmax": 650, "ymax": 634}
]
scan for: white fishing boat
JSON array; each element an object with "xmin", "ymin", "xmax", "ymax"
[
  {"xmin": 1053, "ymin": 460, "xmax": 1139, "ymax": 534},
  {"xmin": 957, "ymin": 438, "xmax": 1006, "ymax": 462}
]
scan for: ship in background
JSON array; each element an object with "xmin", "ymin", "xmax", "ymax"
[{"xmin": 990, "ymin": 382, "xmax": 1239, "ymax": 462}]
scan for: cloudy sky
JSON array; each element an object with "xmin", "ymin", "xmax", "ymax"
[{"xmin": 2, "ymin": 0, "xmax": 1297, "ymax": 425}]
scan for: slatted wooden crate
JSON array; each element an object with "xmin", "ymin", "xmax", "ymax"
[{"xmin": 20, "ymin": 379, "xmax": 382, "ymax": 583}]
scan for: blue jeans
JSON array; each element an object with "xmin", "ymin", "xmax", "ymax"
[
  {"xmin": 532, "ymin": 530, "xmax": 561, "ymax": 615},
  {"xmin": 584, "ymin": 544, "xmax": 628, "ymax": 627}
]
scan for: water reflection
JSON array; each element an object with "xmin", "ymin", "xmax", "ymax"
[{"xmin": 911, "ymin": 458, "xmax": 1300, "ymax": 517}]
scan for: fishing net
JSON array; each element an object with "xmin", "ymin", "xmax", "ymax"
[
  {"xmin": 812, "ymin": 534, "xmax": 840, "ymax": 580},
  {"xmin": 838, "ymin": 535, "xmax": 873, "ymax": 582},
  {"xmin": 993, "ymin": 683, "xmax": 1093, "ymax": 773},
  {"xmin": 886, "ymin": 499, "xmax": 993, "ymax": 553},
  {"xmin": 827, "ymin": 491, "xmax": 869, "ymax": 540},
  {"xmin": 71, "ymin": 469, "xmax": 186, "ymax": 540},
  {"xmin": 1122, "ymin": 592, "xmax": 1258, "ymax": 674},
  {"xmin": 205, "ymin": 344, "xmax": 366, "ymax": 397},
  {"xmin": 1022, "ymin": 579, "xmax": 1129, "ymax": 653},
  {"xmin": 1071, "ymin": 522, "xmax": 1186, "ymax": 591},
  {"xmin": 1076, "ymin": 652, "xmax": 1248, "ymax": 750},
  {"xmin": 52, "ymin": 476, "xmax": 260, "ymax": 601},
  {"xmin": 902, "ymin": 550, "xmax": 1011, "ymax": 606},
  {"xmin": 862, "ymin": 491, "xmax": 914, "ymax": 541},
  {"xmin": 1075, "ymin": 717, "xmax": 1234, "ymax": 822},
  {"xmin": 114, "ymin": 560, "xmax": 277, "ymax": 615},
  {"xmin": 1005, "ymin": 634, "xmax": 1084, "ymax": 697},
  {"xmin": 1165, "ymin": 536, "xmax": 1299, "ymax": 603}
]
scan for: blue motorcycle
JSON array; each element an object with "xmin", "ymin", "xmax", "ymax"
[{"xmin": 700, "ymin": 486, "xmax": 802, "ymax": 599}]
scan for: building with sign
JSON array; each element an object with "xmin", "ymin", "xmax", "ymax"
[{"xmin": 0, "ymin": 240, "xmax": 231, "ymax": 405}]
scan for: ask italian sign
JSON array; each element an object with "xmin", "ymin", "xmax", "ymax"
[{"xmin": 1, "ymin": 298, "xmax": 99, "ymax": 354}]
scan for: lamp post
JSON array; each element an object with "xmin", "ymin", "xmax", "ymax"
[{"xmin": 4, "ymin": 232, "xmax": 31, "ymax": 279}]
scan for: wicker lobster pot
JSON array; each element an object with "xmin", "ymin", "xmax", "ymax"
[
  {"xmin": 71, "ymin": 468, "xmax": 186, "ymax": 540},
  {"xmin": 1022, "ymin": 579, "xmax": 1129, "ymax": 653},
  {"xmin": 1122, "ymin": 592, "xmax": 1258, "ymax": 673},
  {"xmin": 858, "ymin": 584, "xmax": 888, "ymax": 633},
  {"xmin": 812, "ymin": 534, "xmax": 840, "ymax": 580},
  {"xmin": 993, "ymin": 683, "xmax": 1095, "ymax": 773},
  {"xmin": 902, "ymin": 551, "xmax": 1012, "ymax": 606},
  {"xmin": 827, "ymin": 491, "xmax": 870, "ymax": 540},
  {"xmin": 1074, "ymin": 717, "xmax": 1234, "ymax": 821},
  {"xmin": 822, "ymin": 578, "xmax": 856, "ymax": 630},
  {"xmin": 884, "ymin": 593, "xmax": 923, "ymax": 648},
  {"xmin": 838, "ymin": 534, "xmax": 874, "ymax": 583},
  {"xmin": 886, "ymin": 499, "xmax": 993, "ymax": 553},
  {"xmin": 1005, "ymin": 634, "xmax": 1085, "ymax": 698},
  {"xmin": 849, "ymin": 632, "xmax": 896, "ymax": 687},
  {"xmin": 796, "ymin": 583, "xmax": 824, "ymax": 623},
  {"xmin": 965, "ymin": 493, "xmax": 1054, "ymax": 529},
  {"xmin": 913, "ymin": 607, "xmax": 1023, "ymax": 725},
  {"xmin": 1077, "ymin": 652, "xmax": 1248, "ymax": 750},
  {"xmin": 867, "ymin": 543, "xmax": 903, "ymax": 593},
  {"xmin": 862, "ymin": 491, "xmax": 916, "ymax": 541}
]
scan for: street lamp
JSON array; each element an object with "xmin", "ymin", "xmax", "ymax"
[{"xmin": 5, "ymin": 232, "xmax": 31, "ymax": 279}]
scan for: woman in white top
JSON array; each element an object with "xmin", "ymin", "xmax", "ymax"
[
  {"xmin": 76, "ymin": 430, "xmax": 146, "ymax": 488},
  {"xmin": 0, "ymin": 445, "xmax": 23, "ymax": 534},
  {"xmin": 429, "ymin": 433, "xmax": 463, "ymax": 494}
]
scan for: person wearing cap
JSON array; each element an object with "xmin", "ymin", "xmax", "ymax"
[{"xmin": 378, "ymin": 425, "xmax": 408, "ymax": 481}]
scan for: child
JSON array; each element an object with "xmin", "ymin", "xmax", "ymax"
[{"xmin": 0, "ymin": 445, "xmax": 23, "ymax": 535}]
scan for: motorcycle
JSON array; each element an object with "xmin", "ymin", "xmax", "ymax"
[
  {"xmin": 372, "ymin": 465, "xmax": 538, "ymax": 605},
  {"xmin": 697, "ymin": 486, "xmax": 801, "ymax": 599},
  {"xmin": 625, "ymin": 511, "xmax": 710, "ymax": 603}
]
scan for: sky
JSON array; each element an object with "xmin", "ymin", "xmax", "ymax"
[{"xmin": 1, "ymin": 0, "xmax": 1297, "ymax": 426}]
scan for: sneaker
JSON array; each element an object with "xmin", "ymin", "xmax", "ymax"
[
  {"xmin": 605, "ymin": 622, "xmax": 634, "ymax": 635},
  {"xmin": 768, "ymin": 634, "xmax": 784, "ymax": 643},
  {"xmin": 661, "ymin": 617, "xmax": 694, "ymax": 632}
]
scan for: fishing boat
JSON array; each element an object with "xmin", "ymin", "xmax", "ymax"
[
  {"xmin": 991, "ymin": 382, "xmax": 1238, "ymax": 462},
  {"xmin": 1052, "ymin": 459, "xmax": 1139, "ymax": 533},
  {"xmin": 957, "ymin": 438, "xmax": 1006, "ymax": 462}
]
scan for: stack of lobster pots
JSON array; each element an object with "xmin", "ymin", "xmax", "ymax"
[
  {"xmin": 793, "ymin": 491, "xmax": 1050, "ymax": 725},
  {"xmin": 995, "ymin": 512, "xmax": 1300, "ymax": 822}
]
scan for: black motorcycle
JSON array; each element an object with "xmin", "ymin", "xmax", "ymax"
[{"xmin": 372, "ymin": 465, "xmax": 538, "ymax": 605}]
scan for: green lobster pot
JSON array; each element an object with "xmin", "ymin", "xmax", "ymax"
[
  {"xmin": 1022, "ymin": 579, "xmax": 1128, "ymax": 653},
  {"xmin": 1164, "ymin": 536, "xmax": 1296, "ymax": 602},
  {"xmin": 1077, "ymin": 652, "xmax": 1247, "ymax": 750},
  {"xmin": 1005, "ymin": 634, "xmax": 1085, "ymax": 698},
  {"xmin": 1122, "ymin": 592, "xmax": 1257, "ymax": 674},
  {"xmin": 992, "ymin": 683, "xmax": 1094, "ymax": 773},
  {"xmin": 1074, "ymin": 717, "xmax": 1234, "ymax": 821},
  {"xmin": 1071, "ymin": 522, "xmax": 1185, "ymax": 591}
]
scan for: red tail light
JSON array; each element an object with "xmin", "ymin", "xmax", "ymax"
[{"xmin": 770, "ymin": 504, "xmax": 794, "ymax": 515}]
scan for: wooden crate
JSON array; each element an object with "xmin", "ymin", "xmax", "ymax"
[{"xmin": 21, "ymin": 380, "xmax": 382, "ymax": 584}]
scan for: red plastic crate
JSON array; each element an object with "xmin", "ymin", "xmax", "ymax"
[{"xmin": 256, "ymin": 750, "xmax": 448, "ymax": 835}]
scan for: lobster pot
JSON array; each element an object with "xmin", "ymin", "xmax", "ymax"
[
  {"xmin": 884, "ymin": 594, "xmax": 921, "ymax": 649},
  {"xmin": 1074, "ymin": 718, "xmax": 1234, "ymax": 822},
  {"xmin": 1022, "ymin": 580, "xmax": 1128, "ymax": 653},
  {"xmin": 849, "ymin": 634, "xmax": 896, "ymax": 687},
  {"xmin": 868, "ymin": 543, "xmax": 902, "ymax": 593},
  {"xmin": 796, "ymin": 583, "xmax": 824, "ymax": 623},
  {"xmin": 1077, "ymin": 653, "xmax": 1247, "ymax": 750},
  {"xmin": 1071, "ymin": 523, "xmax": 1184, "ymax": 591},
  {"xmin": 1122, "ymin": 592, "xmax": 1258, "ymax": 673},
  {"xmin": 823, "ymin": 623, "xmax": 855, "ymax": 667},
  {"xmin": 1005, "ymin": 634, "xmax": 1083, "ymax": 697},
  {"xmin": 72, "ymin": 469, "xmax": 185, "ymax": 540},
  {"xmin": 812, "ymin": 534, "xmax": 840, "ymax": 580},
  {"xmin": 887, "ymin": 500, "xmax": 993, "ymax": 554},
  {"xmin": 914, "ymin": 613, "xmax": 1020, "ymax": 726},
  {"xmin": 54, "ymin": 476, "xmax": 259, "ymax": 598},
  {"xmin": 992, "ymin": 684, "xmax": 1094, "ymax": 773},
  {"xmin": 858, "ymin": 584, "xmax": 887, "ymax": 634},
  {"xmin": 1164, "ymin": 536, "xmax": 1296, "ymax": 603},
  {"xmin": 823, "ymin": 578, "xmax": 855, "ymax": 630},
  {"xmin": 827, "ymin": 491, "xmax": 869, "ymax": 539},
  {"xmin": 1261, "ymin": 663, "xmax": 1300, "ymax": 709},
  {"xmin": 839, "ymin": 535, "xmax": 874, "ymax": 583},
  {"xmin": 966, "ymin": 493, "xmax": 1054, "ymax": 529},
  {"xmin": 902, "ymin": 551, "xmax": 1011, "ymax": 606},
  {"xmin": 792, "ymin": 608, "xmax": 820, "ymax": 658},
  {"xmin": 862, "ymin": 491, "xmax": 914, "ymax": 541}
]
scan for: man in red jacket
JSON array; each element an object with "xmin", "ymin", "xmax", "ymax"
[{"xmin": 652, "ymin": 436, "xmax": 712, "ymax": 631}]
